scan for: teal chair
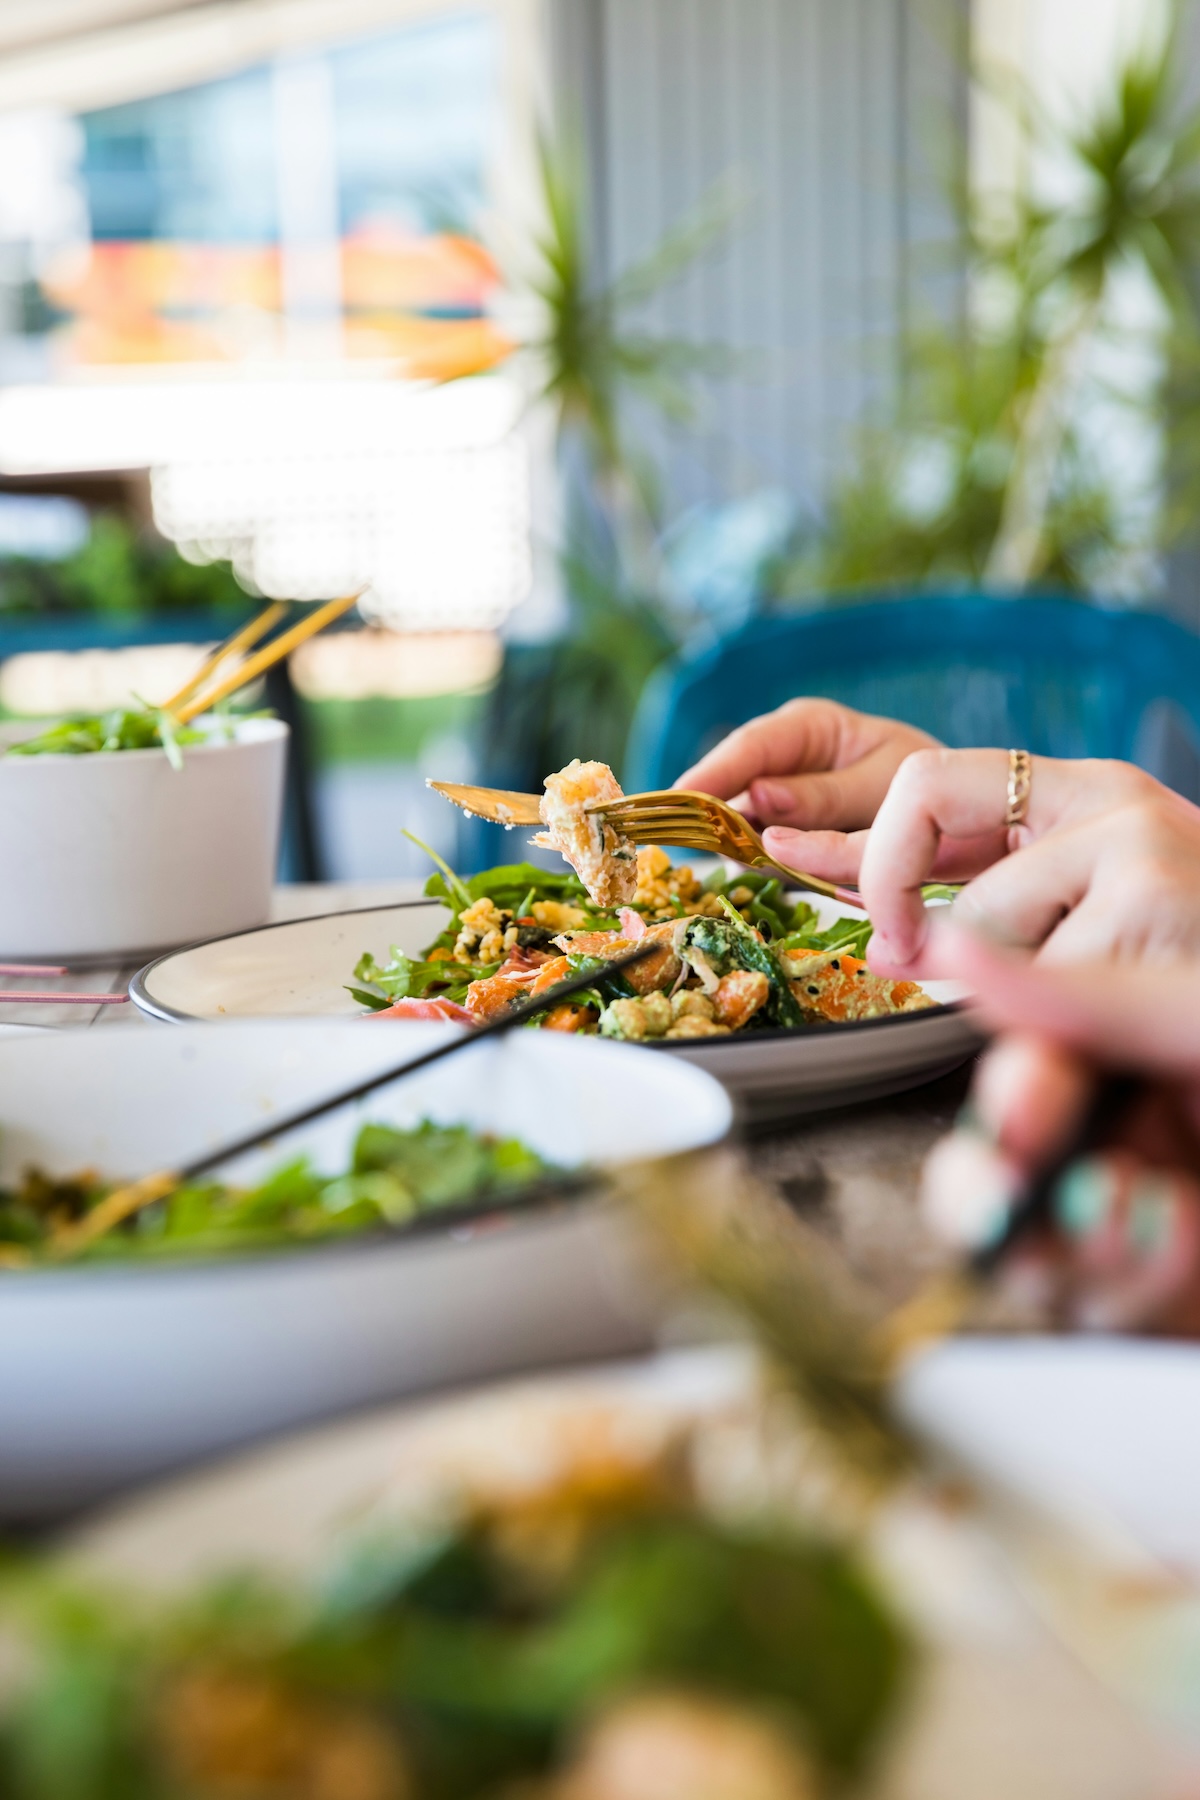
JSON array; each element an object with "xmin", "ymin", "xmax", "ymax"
[{"xmin": 626, "ymin": 595, "xmax": 1200, "ymax": 795}]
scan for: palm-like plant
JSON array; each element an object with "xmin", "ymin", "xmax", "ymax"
[
  {"xmin": 480, "ymin": 133, "xmax": 740, "ymax": 784},
  {"xmin": 520, "ymin": 133, "xmax": 740, "ymax": 575},
  {"xmin": 782, "ymin": 17, "xmax": 1200, "ymax": 602}
]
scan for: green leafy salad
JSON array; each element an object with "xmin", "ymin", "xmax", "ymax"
[
  {"xmin": 0, "ymin": 1401, "xmax": 909, "ymax": 1800},
  {"xmin": 348, "ymin": 837, "xmax": 942, "ymax": 1037},
  {"xmin": 351, "ymin": 856, "xmax": 613, "ymax": 1010},
  {"xmin": 350, "ymin": 840, "xmax": 873, "ymax": 1021},
  {"xmin": 8, "ymin": 706, "xmax": 217, "ymax": 771},
  {"xmin": 0, "ymin": 1120, "xmax": 552, "ymax": 1268}
]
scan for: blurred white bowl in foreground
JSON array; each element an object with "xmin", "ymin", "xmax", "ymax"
[
  {"xmin": 0, "ymin": 716, "xmax": 287, "ymax": 960},
  {"xmin": 0, "ymin": 1019, "xmax": 732, "ymax": 1522}
]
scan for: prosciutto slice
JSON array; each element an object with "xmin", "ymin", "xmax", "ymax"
[{"xmin": 368, "ymin": 996, "xmax": 475, "ymax": 1024}]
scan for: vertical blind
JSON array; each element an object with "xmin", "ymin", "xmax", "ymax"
[{"xmin": 550, "ymin": 0, "xmax": 969, "ymax": 513}]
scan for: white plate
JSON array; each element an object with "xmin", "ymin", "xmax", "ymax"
[
  {"xmin": 70, "ymin": 1337, "xmax": 1200, "ymax": 1585},
  {"xmin": 898, "ymin": 1335, "xmax": 1200, "ymax": 1577},
  {"xmin": 131, "ymin": 897, "xmax": 981, "ymax": 1121},
  {"xmin": 0, "ymin": 1020, "xmax": 731, "ymax": 1522},
  {"xmin": 61, "ymin": 1344, "xmax": 1191, "ymax": 1795}
]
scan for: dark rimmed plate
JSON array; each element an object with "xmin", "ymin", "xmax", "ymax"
[{"xmin": 131, "ymin": 898, "xmax": 982, "ymax": 1120}]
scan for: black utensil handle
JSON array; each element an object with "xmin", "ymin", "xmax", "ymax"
[{"xmin": 177, "ymin": 942, "xmax": 659, "ymax": 1185}]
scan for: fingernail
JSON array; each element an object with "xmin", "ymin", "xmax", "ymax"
[
  {"xmin": 870, "ymin": 931, "xmax": 916, "ymax": 970},
  {"xmin": 1053, "ymin": 1157, "xmax": 1117, "ymax": 1240},
  {"xmin": 1126, "ymin": 1173, "xmax": 1177, "ymax": 1256},
  {"xmin": 955, "ymin": 1098, "xmax": 996, "ymax": 1146},
  {"xmin": 755, "ymin": 781, "xmax": 794, "ymax": 815},
  {"xmin": 923, "ymin": 1156, "xmax": 1018, "ymax": 1251}
]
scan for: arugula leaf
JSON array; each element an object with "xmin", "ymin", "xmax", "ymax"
[
  {"xmin": 467, "ymin": 861, "xmax": 587, "ymax": 901},
  {"xmin": 699, "ymin": 866, "xmax": 819, "ymax": 935},
  {"xmin": 346, "ymin": 985, "xmax": 394, "ymax": 1012},
  {"xmin": 682, "ymin": 903, "xmax": 805, "ymax": 1028},
  {"xmin": 402, "ymin": 828, "xmax": 473, "ymax": 911},
  {"xmin": 420, "ymin": 862, "xmax": 595, "ymax": 939},
  {"xmin": 150, "ymin": 703, "xmax": 184, "ymax": 771},
  {"xmin": 780, "ymin": 913, "xmax": 873, "ymax": 962},
  {"xmin": 352, "ymin": 948, "xmax": 495, "ymax": 1008}
]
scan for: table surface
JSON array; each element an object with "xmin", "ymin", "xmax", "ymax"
[{"xmin": 3, "ymin": 881, "xmax": 974, "ymax": 1297}]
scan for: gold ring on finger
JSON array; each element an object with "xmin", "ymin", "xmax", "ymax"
[{"xmin": 1005, "ymin": 748, "xmax": 1032, "ymax": 828}]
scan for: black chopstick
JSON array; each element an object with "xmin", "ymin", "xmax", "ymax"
[
  {"xmin": 42, "ymin": 943, "xmax": 660, "ymax": 1259},
  {"xmin": 178, "ymin": 941, "xmax": 658, "ymax": 1185}
]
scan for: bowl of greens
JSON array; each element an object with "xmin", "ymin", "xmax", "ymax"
[
  {"xmin": 0, "ymin": 710, "xmax": 287, "ymax": 960},
  {"xmin": 0, "ymin": 1018, "xmax": 731, "ymax": 1521}
]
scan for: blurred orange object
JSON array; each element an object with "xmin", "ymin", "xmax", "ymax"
[
  {"xmin": 389, "ymin": 315, "xmax": 516, "ymax": 380},
  {"xmin": 39, "ymin": 232, "xmax": 512, "ymax": 371}
]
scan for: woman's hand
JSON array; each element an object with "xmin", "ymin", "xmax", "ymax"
[
  {"xmin": 757, "ymin": 746, "xmax": 1200, "ymax": 975},
  {"xmin": 675, "ymin": 699, "xmax": 938, "ymax": 837},
  {"xmin": 853, "ymin": 752, "xmax": 1200, "ymax": 976},
  {"xmin": 921, "ymin": 924, "xmax": 1200, "ymax": 1335},
  {"xmin": 681, "ymin": 707, "xmax": 1200, "ymax": 975}
]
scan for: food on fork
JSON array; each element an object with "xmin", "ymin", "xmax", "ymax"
[{"xmin": 532, "ymin": 758, "xmax": 638, "ymax": 907}]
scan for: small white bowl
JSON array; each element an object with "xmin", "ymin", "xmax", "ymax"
[
  {"xmin": 0, "ymin": 716, "xmax": 287, "ymax": 961},
  {"xmin": 0, "ymin": 1019, "xmax": 733, "ymax": 1520}
]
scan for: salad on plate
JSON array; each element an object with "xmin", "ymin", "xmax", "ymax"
[{"xmin": 352, "ymin": 760, "xmax": 933, "ymax": 1041}]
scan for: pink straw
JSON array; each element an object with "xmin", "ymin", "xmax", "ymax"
[
  {"xmin": 0, "ymin": 963, "xmax": 69, "ymax": 977},
  {"xmin": 0, "ymin": 991, "xmax": 129, "ymax": 1005}
]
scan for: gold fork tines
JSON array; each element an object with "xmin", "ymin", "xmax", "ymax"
[
  {"xmin": 426, "ymin": 780, "xmax": 542, "ymax": 826},
  {"xmin": 586, "ymin": 790, "xmax": 855, "ymax": 905}
]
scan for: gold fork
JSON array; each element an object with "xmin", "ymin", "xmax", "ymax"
[
  {"xmin": 588, "ymin": 789, "xmax": 858, "ymax": 904},
  {"xmin": 427, "ymin": 780, "xmax": 860, "ymax": 906},
  {"xmin": 427, "ymin": 780, "xmax": 543, "ymax": 827}
]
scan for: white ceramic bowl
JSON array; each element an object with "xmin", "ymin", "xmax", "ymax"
[
  {"xmin": 0, "ymin": 1020, "xmax": 732, "ymax": 1521},
  {"xmin": 0, "ymin": 716, "xmax": 287, "ymax": 961}
]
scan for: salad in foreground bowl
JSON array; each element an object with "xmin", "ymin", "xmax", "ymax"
[
  {"xmin": 0, "ymin": 1120, "xmax": 553, "ymax": 1270},
  {"xmin": 353, "ymin": 760, "xmax": 934, "ymax": 1040}
]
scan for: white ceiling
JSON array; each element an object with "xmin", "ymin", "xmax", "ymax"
[
  {"xmin": 0, "ymin": 0, "xmax": 457, "ymax": 113},
  {"xmin": 0, "ymin": 0, "xmax": 207, "ymax": 57}
]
